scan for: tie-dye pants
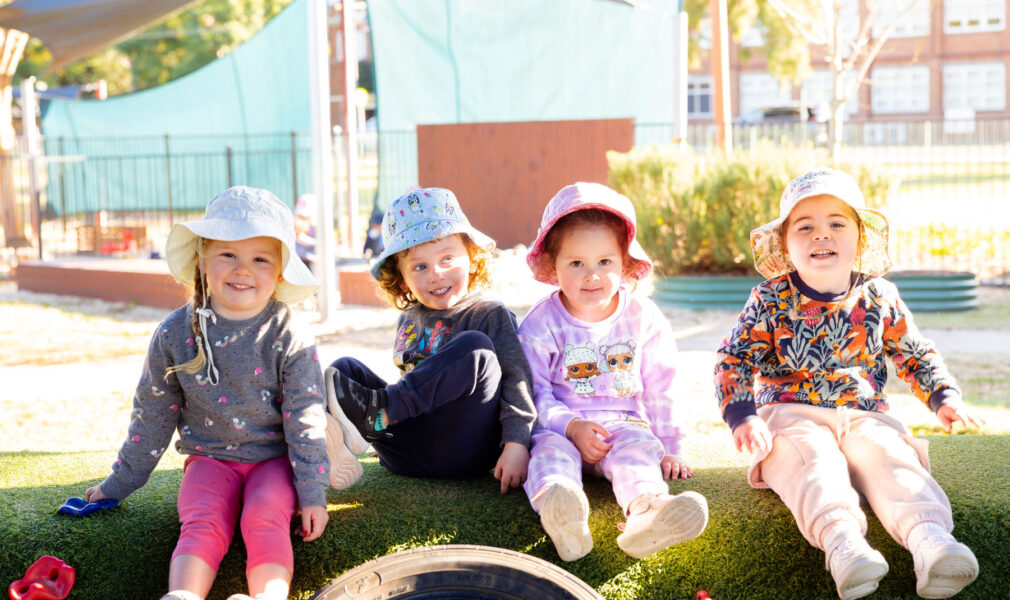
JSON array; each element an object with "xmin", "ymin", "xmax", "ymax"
[{"xmin": 524, "ymin": 417, "xmax": 668, "ymax": 513}]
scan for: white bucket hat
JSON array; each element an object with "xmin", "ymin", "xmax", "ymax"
[
  {"xmin": 750, "ymin": 166, "xmax": 892, "ymax": 280},
  {"xmin": 166, "ymin": 186, "xmax": 319, "ymax": 305},
  {"xmin": 370, "ymin": 187, "xmax": 494, "ymax": 279}
]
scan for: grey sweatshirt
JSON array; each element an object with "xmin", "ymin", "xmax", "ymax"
[
  {"xmin": 394, "ymin": 293, "xmax": 537, "ymax": 447},
  {"xmin": 99, "ymin": 299, "xmax": 330, "ymax": 508}
]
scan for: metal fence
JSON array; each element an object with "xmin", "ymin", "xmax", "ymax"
[
  {"xmin": 4, "ymin": 118, "xmax": 1009, "ymax": 284},
  {"xmin": 643, "ymin": 117, "xmax": 1010, "ymax": 285},
  {"xmin": 3, "ymin": 131, "xmax": 379, "ymax": 259}
]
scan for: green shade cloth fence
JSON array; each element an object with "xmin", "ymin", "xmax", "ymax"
[
  {"xmin": 367, "ymin": 0, "xmax": 680, "ymax": 205},
  {"xmin": 38, "ymin": 0, "xmax": 312, "ymax": 214}
]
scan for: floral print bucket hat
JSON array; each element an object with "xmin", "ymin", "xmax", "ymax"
[{"xmin": 750, "ymin": 166, "xmax": 892, "ymax": 280}]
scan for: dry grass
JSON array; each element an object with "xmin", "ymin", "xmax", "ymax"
[
  {"xmin": 0, "ymin": 286, "xmax": 167, "ymax": 366},
  {"xmin": 942, "ymin": 353, "xmax": 1010, "ymax": 409},
  {"xmin": 3, "ymin": 268, "xmax": 1009, "ymax": 455}
]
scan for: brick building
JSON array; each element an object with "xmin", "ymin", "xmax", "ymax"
[{"xmin": 688, "ymin": 1, "xmax": 1009, "ymax": 124}]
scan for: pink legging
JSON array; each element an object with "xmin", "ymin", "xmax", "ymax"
[{"xmin": 172, "ymin": 455, "xmax": 297, "ymax": 575}]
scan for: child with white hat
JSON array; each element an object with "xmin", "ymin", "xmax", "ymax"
[
  {"xmin": 325, "ymin": 187, "xmax": 536, "ymax": 494},
  {"xmin": 715, "ymin": 166, "xmax": 984, "ymax": 599},
  {"xmin": 518, "ymin": 182, "xmax": 708, "ymax": 562},
  {"xmin": 83, "ymin": 186, "xmax": 344, "ymax": 600}
]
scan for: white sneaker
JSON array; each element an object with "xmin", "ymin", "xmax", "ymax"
[
  {"xmin": 538, "ymin": 482, "xmax": 593, "ymax": 561},
  {"xmin": 616, "ymin": 491, "xmax": 708, "ymax": 559},
  {"xmin": 913, "ymin": 535, "xmax": 979, "ymax": 598},
  {"xmin": 824, "ymin": 534, "xmax": 889, "ymax": 600},
  {"xmin": 324, "ymin": 412, "xmax": 364, "ymax": 490}
]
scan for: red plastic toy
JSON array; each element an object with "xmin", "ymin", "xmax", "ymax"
[{"xmin": 8, "ymin": 556, "xmax": 75, "ymax": 600}]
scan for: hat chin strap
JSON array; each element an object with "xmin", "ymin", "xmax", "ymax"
[{"xmin": 195, "ymin": 255, "xmax": 221, "ymax": 386}]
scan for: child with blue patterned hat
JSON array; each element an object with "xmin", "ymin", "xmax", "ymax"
[{"xmin": 325, "ymin": 187, "xmax": 536, "ymax": 493}]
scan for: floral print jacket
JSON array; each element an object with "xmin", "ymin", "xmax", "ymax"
[{"xmin": 715, "ymin": 273, "xmax": 961, "ymax": 431}]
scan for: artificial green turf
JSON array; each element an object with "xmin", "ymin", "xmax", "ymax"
[{"xmin": 2, "ymin": 436, "xmax": 1008, "ymax": 600}]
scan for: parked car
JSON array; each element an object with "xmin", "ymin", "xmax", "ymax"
[
  {"xmin": 735, "ymin": 104, "xmax": 828, "ymax": 124},
  {"xmin": 735, "ymin": 104, "xmax": 829, "ymax": 145}
]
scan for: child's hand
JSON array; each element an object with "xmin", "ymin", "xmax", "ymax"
[
  {"xmin": 732, "ymin": 416, "xmax": 773, "ymax": 455},
  {"xmin": 297, "ymin": 505, "xmax": 329, "ymax": 542},
  {"xmin": 937, "ymin": 400, "xmax": 986, "ymax": 432},
  {"xmin": 84, "ymin": 485, "xmax": 107, "ymax": 503},
  {"xmin": 661, "ymin": 455, "xmax": 693, "ymax": 480},
  {"xmin": 566, "ymin": 419, "xmax": 612, "ymax": 464},
  {"xmin": 494, "ymin": 442, "xmax": 530, "ymax": 494}
]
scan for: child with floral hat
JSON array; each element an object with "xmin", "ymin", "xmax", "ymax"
[
  {"xmin": 83, "ymin": 186, "xmax": 340, "ymax": 600},
  {"xmin": 325, "ymin": 187, "xmax": 536, "ymax": 493},
  {"xmin": 519, "ymin": 182, "xmax": 708, "ymax": 562},
  {"xmin": 715, "ymin": 166, "xmax": 984, "ymax": 600}
]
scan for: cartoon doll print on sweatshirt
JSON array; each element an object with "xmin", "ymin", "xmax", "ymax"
[{"xmin": 562, "ymin": 340, "xmax": 638, "ymax": 397}]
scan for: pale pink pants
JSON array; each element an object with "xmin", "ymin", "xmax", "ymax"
[
  {"xmin": 524, "ymin": 421, "xmax": 668, "ymax": 513},
  {"xmin": 750, "ymin": 403, "xmax": 953, "ymax": 551},
  {"xmin": 173, "ymin": 455, "xmax": 297, "ymax": 575}
]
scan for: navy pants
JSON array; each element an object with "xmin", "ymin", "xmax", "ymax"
[{"xmin": 329, "ymin": 330, "xmax": 503, "ymax": 478}]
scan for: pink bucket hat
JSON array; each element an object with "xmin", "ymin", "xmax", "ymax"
[{"xmin": 526, "ymin": 182, "xmax": 653, "ymax": 285}]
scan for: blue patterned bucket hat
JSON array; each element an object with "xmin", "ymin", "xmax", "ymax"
[{"xmin": 369, "ymin": 188, "xmax": 495, "ymax": 279}]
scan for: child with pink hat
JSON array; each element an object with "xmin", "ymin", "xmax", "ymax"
[
  {"xmin": 715, "ymin": 166, "xmax": 984, "ymax": 599},
  {"xmin": 518, "ymin": 182, "xmax": 708, "ymax": 562}
]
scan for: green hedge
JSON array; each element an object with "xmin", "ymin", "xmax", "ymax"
[
  {"xmin": 607, "ymin": 145, "xmax": 894, "ymax": 276},
  {"xmin": 2, "ymin": 435, "xmax": 1008, "ymax": 600}
]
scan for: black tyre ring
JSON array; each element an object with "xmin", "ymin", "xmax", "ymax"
[{"xmin": 310, "ymin": 544, "xmax": 602, "ymax": 600}]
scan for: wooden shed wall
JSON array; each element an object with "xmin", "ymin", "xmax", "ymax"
[{"xmin": 416, "ymin": 118, "xmax": 635, "ymax": 248}]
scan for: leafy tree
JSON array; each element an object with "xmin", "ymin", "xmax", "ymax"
[
  {"xmin": 684, "ymin": 0, "xmax": 925, "ymax": 159},
  {"xmin": 764, "ymin": 0, "xmax": 926, "ymax": 160},
  {"xmin": 14, "ymin": 0, "xmax": 293, "ymax": 95},
  {"xmin": 16, "ymin": 39, "xmax": 133, "ymax": 96}
]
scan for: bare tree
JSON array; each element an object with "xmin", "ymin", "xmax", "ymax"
[{"xmin": 765, "ymin": 0, "xmax": 926, "ymax": 161}]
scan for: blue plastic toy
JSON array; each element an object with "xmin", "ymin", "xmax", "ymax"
[{"xmin": 57, "ymin": 496, "xmax": 119, "ymax": 518}]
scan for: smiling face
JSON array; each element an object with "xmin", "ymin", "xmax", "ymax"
[
  {"xmin": 204, "ymin": 236, "xmax": 283, "ymax": 320},
  {"xmin": 397, "ymin": 234, "xmax": 475, "ymax": 310},
  {"xmin": 552, "ymin": 223, "xmax": 626, "ymax": 322},
  {"xmin": 783, "ymin": 194, "xmax": 861, "ymax": 294}
]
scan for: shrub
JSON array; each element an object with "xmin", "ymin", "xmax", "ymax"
[{"xmin": 608, "ymin": 144, "xmax": 894, "ymax": 276}]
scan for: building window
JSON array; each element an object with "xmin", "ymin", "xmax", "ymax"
[
  {"xmin": 870, "ymin": 65, "xmax": 930, "ymax": 114},
  {"xmin": 803, "ymin": 69, "xmax": 859, "ymax": 115},
  {"xmin": 944, "ymin": 0, "xmax": 1005, "ymax": 34},
  {"xmin": 873, "ymin": 0, "xmax": 931, "ymax": 38},
  {"xmin": 688, "ymin": 76, "xmax": 713, "ymax": 118},
  {"xmin": 943, "ymin": 61, "xmax": 1006, "ymax": 111},
  {"xmin": 739, "ymin": 72, "xmax": 792, "ymax": 117}
]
